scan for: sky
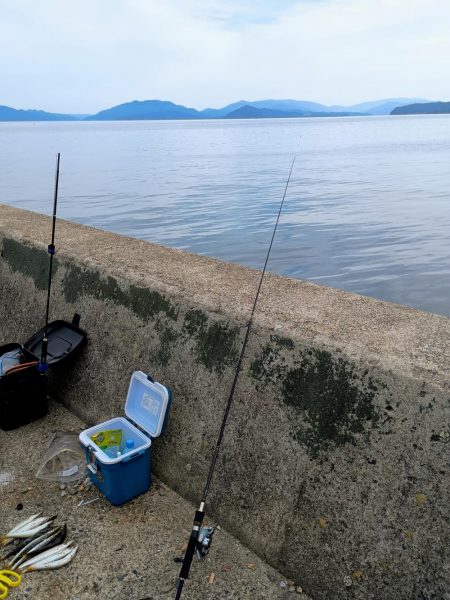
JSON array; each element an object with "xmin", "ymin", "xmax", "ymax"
[{"xmin": 1, "ymin": 0, "xmax": 449, "ymax": 113}]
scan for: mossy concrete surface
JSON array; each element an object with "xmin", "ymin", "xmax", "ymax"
[{"xmin": 1, "ymin": 204, "xmax": 449, "ymax": 600}]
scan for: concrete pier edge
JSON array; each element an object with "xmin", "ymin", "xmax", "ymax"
[{"xmin": 0, "ymin": 204, "xmax": 449, "ymax": 600}]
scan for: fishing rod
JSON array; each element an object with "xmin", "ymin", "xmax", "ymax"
[
  {"xmin": 39, "ymin": 153, "xmax": 61, "ymax": 373},
  {"xmin": 174, "ymin": 156, "xmax": 296, "ymax": 600}
]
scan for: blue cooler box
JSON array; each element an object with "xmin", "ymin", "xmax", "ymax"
[{"xmin": 79, "ymin": 371, "xmax": 171, "ymax": 506}]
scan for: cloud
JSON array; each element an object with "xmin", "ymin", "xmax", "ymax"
[{"xmin": 0, "ymin": 0, "xmax": 449, "ymax": 112}]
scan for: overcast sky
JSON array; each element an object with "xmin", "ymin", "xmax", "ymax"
[{"xmin": 1, "ymin": 0, "xmax": 449, "ymax": 113}]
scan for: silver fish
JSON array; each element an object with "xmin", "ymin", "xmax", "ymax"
[
  {"xmin": 18, "ymin": 542, "xmax": 73, "ymax": 567},
  {"xmin": 1, "ymin": 514, "xmax": 57, "ymax": 549},
  {"xmin": 18, "ymin": 543, "xmax": 75, "ymax": 571},
  {"xmin": 3, "ymin": 514, "xmax": 55, "ymax": 538},
  {"xmin": 0, "ymin": 514, "xmax": 41, "ymax": 546},
  {"xmin": 9, "ymin": 526, "xmax": 65, "ymax": 569},
  {"xmin": 23, "ymin": 546, "xmax": 78, "ymax": 572},
  {"xmin": 6, "ymin": 513, "xmax": 42, "ymax": 535}
]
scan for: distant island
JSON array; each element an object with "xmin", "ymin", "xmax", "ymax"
[
  {"xmin": 0, "ymin": 97, "xmax": 434, "ymax": 122},
  {"xmin": 391, "ymin": 101, "xmax": 450, "ymax": 115},
  {"xmin": 224, "ymin": 104, "xmax": 363, "ymax": 119}
]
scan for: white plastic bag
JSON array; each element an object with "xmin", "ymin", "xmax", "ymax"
[{"xmin": 36, "ymin": 431, "xmax": 86, "ymax": 483}]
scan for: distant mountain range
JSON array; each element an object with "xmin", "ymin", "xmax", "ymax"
[
  {"xmin": 83, "ymin": 97, "xmax": 429, "ymax": 120},
  {"xmin": 391, "ymin": 101, "xmax": 450, "ymax": 115},
  {"xmin": 224, "ymin": 104, "xmax": 363, "ymax": 119},
  {"xmin": 0, "ymin": 97, "xmax": 437, "ymax": 122},
  {"xmin": 0, "ymin": 105, "xmax": 77, "ymax": 121}
]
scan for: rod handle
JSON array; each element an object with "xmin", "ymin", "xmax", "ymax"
[{"xmin": 178, "ymin": 510, "xmax": 205, "ymax": 581}]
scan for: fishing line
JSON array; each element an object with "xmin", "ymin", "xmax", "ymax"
[
  {"xmin": 174, "ymin": 155, "xmax": 296, "ymax": 599},
  {"xmin": 40, "ymin": 153, "xmax": 60, "ymax": 371}
]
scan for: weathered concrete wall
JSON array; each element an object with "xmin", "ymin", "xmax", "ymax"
[{"xmin": 0, "ymin": 204, "xmax": 449, "ymax": 600}]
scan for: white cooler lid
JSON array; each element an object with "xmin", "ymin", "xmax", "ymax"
[{"xmin": 125, "ymin": 371, "xmax": 170, "ymax": 438}]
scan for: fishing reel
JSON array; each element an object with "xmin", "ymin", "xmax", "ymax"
[{"xmin": 195, "ymin": 526, "xmax": 215, "ymax": 560}]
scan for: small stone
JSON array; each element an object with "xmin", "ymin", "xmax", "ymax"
[
  {"xmin": 296, "ymin": 586, "xmax": 303, "ymax": 594},
  {"xmin": 21, "ymin": 488, "xmax": 31, "ymax": 494},
  {"xmin": 280, "ymin": 580, "xmax": 287, "ymax": 588},
  {"xmin": 343, "ymin": 575, "xmax": 352, "ymax": 587},
  {"xmin": 78, "ymin": 484, "xmax": 85, "ymax": 492},
  {"xmin": 247, "ymin": 563, "xmax": 255, "ymax": 569},
  {"xmin": 209, "ymin": 573, "xmax": 215, "ymax": 584},
  {"xmin": 59, "ymin": 483, "xmax": 66, "ymax": 490},
  {"xmin": 61, "ymin": 490, "xmax": 66, "ymax": 497},
  {"xmin": 68, "ymin": 487, "xmax": 77, "ymax": 495},
  {"xmin": 416, "ymin": 492, "xmax": 427, "ymax": 506},
  {"xmin": 318, "ymin": 517, "xmax": 328, "ymax": 528}
]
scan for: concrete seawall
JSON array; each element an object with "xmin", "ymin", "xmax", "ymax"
[{"xmin": 1, "ymin": 204, "xmax": 449, "ymax": 600}]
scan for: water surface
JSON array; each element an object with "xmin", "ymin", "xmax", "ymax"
[{"xmin": 1, "ymin": 116, "xmax": 449, "ymax": 316}]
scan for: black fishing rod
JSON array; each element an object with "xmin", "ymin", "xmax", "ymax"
[
  {"xmin": 174, "ymin": 156, "xmax": 296, "ymax": 600},
  {"xmin": 39, "ymin": 152, "xmax": 61, "ymax": 373}
]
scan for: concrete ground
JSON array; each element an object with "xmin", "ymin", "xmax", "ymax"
[{"xmin": 0, "ymin": 402, "xmax": 313, "ymax": 600}]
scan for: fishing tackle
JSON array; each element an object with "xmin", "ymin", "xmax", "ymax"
[
  {"xmin": 195, "ymin": 526, "xmax": 215, "ymax": 560},
  {"xmin": 39, "ymin": 152, "xmax": 60, "ymax": 373},
  {"xmin": 174, "ymin": 157, "xmax": 296, "ymax": 599},
  {"xmin": 0, "ymin": 152, "xmax": 87, "ymax": 433}
]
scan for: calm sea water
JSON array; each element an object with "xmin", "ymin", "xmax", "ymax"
[{"xmin": 1, "ymin": 116, "xmax": 449, "ymax": 317}]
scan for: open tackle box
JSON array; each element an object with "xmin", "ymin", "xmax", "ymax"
[
  {"xmin": 79, "ymin": 371, "xmax": 172, "ymax": 506},
  {"xmin": 0, "ymin": 315, "xmax": 87, "ymax": 431}
]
